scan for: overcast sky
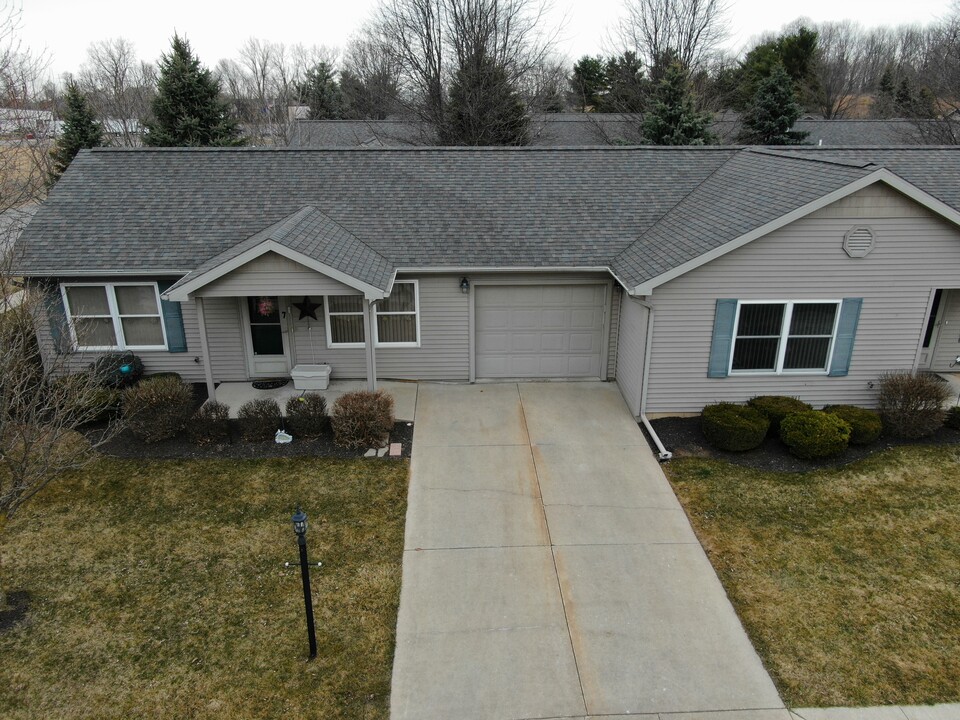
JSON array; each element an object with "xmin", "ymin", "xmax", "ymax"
[{"xmin": 21, "ymin": 0, "xmax": 954, "ymax": 79}]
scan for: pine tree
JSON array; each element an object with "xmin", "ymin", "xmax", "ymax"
[
  {"xmin": 599, "ymin": 51, "xmax": 647, "ymax": 114},
  {"xmin": 872, "ymin": 64, "xmax": 897, "ymax": 118},
  {"xmin": 642, "ymin": 62, "xmax": 712, "ymax": 146},
  {"xmin": 300, "ymin": 62, "xmax": 344, "ymax": 120},
  {"xmin": 144, "ymin": 35, "xmax": 243, "ymax": 147},
  {"xmin": 442, "ymin": 51, "xmax": 529, "ymax": 146},
  {"xmin": 49, "ymin": 81, "xmax": 103, "ymax": 184},
  {"xmin": 568, "ymin": 56, "xmax": 607, "ymax": 111},
  {"xmin": 740, "ymin": 62, "xmax": 805, "ymax": 145}
]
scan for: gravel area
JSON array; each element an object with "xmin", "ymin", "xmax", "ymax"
[{"xmin": 646, "ymin": 415, "xmax": 960, "ymax": 473}]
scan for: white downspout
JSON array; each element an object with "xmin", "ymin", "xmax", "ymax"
[{"xmin": 632, "ymin": 296, "xmax": 672, "ymax": 461}]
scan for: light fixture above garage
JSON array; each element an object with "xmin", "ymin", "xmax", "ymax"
[{"xmin": 459, "ymin": 277, "xmax": 470, "ymax": 294}]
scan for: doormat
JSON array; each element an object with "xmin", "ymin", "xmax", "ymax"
[{"xmin": 252, "ymin": 379, "xmax": 289, "ymax": 390}]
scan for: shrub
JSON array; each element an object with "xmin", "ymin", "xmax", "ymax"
[
  {"xmin": 122, "ymin": 375, "xmax": 194, "ymax": 443},
  {"xmin": 748, "ymin": 395, "xmax": 813, "ymax": 436},
  {"xmin": 285, "ymin": 393, "xmax": 328, "ymax": 439},
  {"xmin": 945, "ymin": 406, "xmax": 960, "ymax": 430},
  {"xmin": 331, "ymin": 390, "xmax": 395, "ymax": 449},
  {"xmin": 822, "ymin": 405, "xmax": 883, "ymax": 445},
  {"xmin": 237, "ymin": 398, "xmax": 282, "ymax": 442},
  {"xmin": 878, "ymin": 371, "xmax": 951, "ymax": 439},
  {"xmin": 187, "ymin": 400, "xmax": 231, "ymax": 446},
  {"xmin": 779, "ymin": 410, "xmax": 851, "ymax": 459},
  {"xmin": 146, "ymin": 372, "xmax": 183, "ymax": 383},
  {"xmin": 701, "ymin": 402, "xmax": 769, "ymax": 452},
  {"xmin": 92, "ymin": 352, "xmax": 144, "ymax": 388},
  {"xmin": 51, "ymin": 373, "xmax": 122, "ymax": 423}
]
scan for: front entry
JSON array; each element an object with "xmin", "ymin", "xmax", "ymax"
[
  {"xmin": 242, "ymin": 295, "xmax": 291, "ymax": 377},
  {"xmin": 927, "ymin": 289, "xmax": 960, "ymax": 371}
]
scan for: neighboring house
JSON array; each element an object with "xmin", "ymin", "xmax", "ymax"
[
  {"xmin": 291, "ymin": 115, "xmax": 928, "ymax": 147},
  {"xmin": 13, "ymin": 145, "xmax": 960, "ymax": 423},
  {"xmin": 0, "ymin": 108, "xmax": 57, "ymax": 137}
]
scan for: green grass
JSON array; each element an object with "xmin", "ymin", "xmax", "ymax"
[
  {"xmin": 0, "ymin": 457, "xmax": 409, "ymax": 719},
  {"xmin": 664, "ymin": 445, "xmax": 960, "ymax": 707}
]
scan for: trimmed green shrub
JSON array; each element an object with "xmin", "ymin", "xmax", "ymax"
[
  {"xmin": 701, "ymin": 402, "xmax": 770, "ymax": 452},
  {"xmin": 331, "ymin": 390, "xmax": 395, "ymax": 449},
  {"xmin": 945, "ymin": 406, "xmax": 960, "ymax": 430},
  {"xmin": 285, "ymin": 393, "xmax": 328, "ymax": 439},
  {"xmin": 822, "ymin": 405, "xmax": 883, "ymax": 445},
  {"xmin": 237, "ymin": 398, "xmax": 282, "ymax": 442},
  {"xmin": 122, "ymin": 375, "xmax": 194, "ymax": 443},
  {"xmin": 748, "ymin": 395, "xmax": 813, "ymax": 436},
  {"xmin": 878, "ymin": 371, "xmax": 951, "ymax": 439},
  {"xmin": 92, "ymin": 352, "xmax": 144, "ymax": 388},
  {"xmin": 187, "ymin": 400, "xmax": 231, "ymax": 446},
  {"xmin": 779, "ymin": 410, "xmax": 851, "ymax": 459}
]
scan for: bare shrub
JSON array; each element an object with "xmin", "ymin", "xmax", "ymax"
[
  {"xmin": 878, "ymin": 371, "xmax": 950, "ymax": 439},
  {"xmin": 331, "ymin": 390, "xmax": 394, "ymax": 449},
  {"xmin": 122, "ymin": 375, "xmax": 194, "ymax": 443}
]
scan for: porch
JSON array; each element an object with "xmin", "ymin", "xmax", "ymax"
[{"xmin": 215, "ymin": 379, "xmax": 419, "ymax": 422}]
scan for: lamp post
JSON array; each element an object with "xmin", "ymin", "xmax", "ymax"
[{"xmin": 291, "ymin": 507, "xmax": 318, "ymax": 659}]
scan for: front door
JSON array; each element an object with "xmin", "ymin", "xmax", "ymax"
[
  {"xmin": 242, "ymin": 296, "xmax": 291, "ymax": 377},
  {"xmin": 929, "ymin": 289, "xmax": 960, "ymax": 371}
]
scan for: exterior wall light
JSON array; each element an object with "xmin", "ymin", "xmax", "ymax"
[{"xmin": 459, "ymin": 277, "xmax": 470, "ymax": 294}]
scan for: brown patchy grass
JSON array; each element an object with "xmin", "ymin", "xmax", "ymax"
[
  {"xmin": 0, "ymin": 456, "xmax": 408, "ymax": 719},
  {"xmin": 664, "ymin": 445, "xmax": 960, "ymax": 707}
]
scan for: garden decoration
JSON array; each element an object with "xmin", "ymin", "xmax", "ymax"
[
  {"xmin": 292, "ymin": 296, "xmax": 321, "ymax": 321},
  {"xmin": 275, "ymin": 428, "xmax": 293, "ymax": 444}
]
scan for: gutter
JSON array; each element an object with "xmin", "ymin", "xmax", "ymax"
[{"xmin": 632, "ymin": 296, "xmax": 673, "ymax": 461}]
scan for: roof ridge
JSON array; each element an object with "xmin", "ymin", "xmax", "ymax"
[{"xmin": 745, "ymin": 146, "xmax": 876, "ymax": 169}]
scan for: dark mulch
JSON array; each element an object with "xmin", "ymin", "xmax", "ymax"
[
  {"xmin": 646, "ymin": 415, "xmax": 960, "ymax": 473},
  {"xmin": 98, "ymin": 418, "xmax": 414, "ymax": 461},
  {"xmin": 0, "ymin": 592, "xmax": 30, "ymax": 634}
]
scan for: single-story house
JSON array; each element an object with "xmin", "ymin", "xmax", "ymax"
[{"xmin": 14, "ymin": 145, "xmax": 960, "ymax": 444}]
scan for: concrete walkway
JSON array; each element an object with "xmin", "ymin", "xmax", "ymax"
[{"xmin": 390, "ymin": 381, "xmax": 785, "ymax": 720}]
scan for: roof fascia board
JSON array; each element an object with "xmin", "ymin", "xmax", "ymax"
[
  {"xmin": 19, "ymin": 269, "xmax": 191, "ymax": 277},
  {"xmin": 165, "ymin": 240, "xmax": 387, "ymax": 302},
  {"xmin": 632, "ymin": 169, "xmax": 960, "ymax": 295},
  {"xmin": 395, "ymin": 265, "xmax": 631, "ymax": 291}
]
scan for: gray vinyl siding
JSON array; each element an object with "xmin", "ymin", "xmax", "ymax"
[
  {"xmin": 607, "ymin": 285, "xmax": 621, "ymax": 379},
  {"xmin": 202, "ymin": 297, "xmax": 248, "ymax": 381},
  {"xmin": 615, "ymin": 295, "xmax": 649, "ymax": 417},
  {"xmin": 645, "ymin": 183, "xmax": 960, "ymax": 413},
  {"xmin": 196, "ymin": 251, "xmax": 358, "ymax": 297}
]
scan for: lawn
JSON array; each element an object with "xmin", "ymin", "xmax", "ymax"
[
  {"xmin": 0, "ymin": 456, "xmax": 409, "ymax": 719},
  {"xmin": 664, "ymin": 445, "xmax": 960, "ymax": 707}
]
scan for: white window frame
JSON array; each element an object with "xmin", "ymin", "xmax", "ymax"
[
  {"xmin": 729, "ymin": 300, "xmax": 841, "ymax": 376},
  {"xmin": 374, "ymin": 280, "xmax": 421, "ymax": 348},
  {"xmin": 60, "ymin": 282, "xmax": 168, "ymax": 352},
  {"xmin": 324, "ymin": 294, "xmax": 366, "ymax": 348}
]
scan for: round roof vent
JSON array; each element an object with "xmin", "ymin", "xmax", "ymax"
[{"xmin": 843, "ymin": 226, "xmax": 875, "ymax": 258}]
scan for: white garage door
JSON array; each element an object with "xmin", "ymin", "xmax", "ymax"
[{"xmin": 475, "ymin": 284, "xmax": 607, "ymax": 378}]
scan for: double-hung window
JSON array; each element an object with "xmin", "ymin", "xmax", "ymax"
[
  {"xmin": 61, "ymin": 283, "xmax": 167, "ymax": 351},
  {"xmin": 731, "ymin": 301, "xmax": 840, "ymax": 374},
  {"xmin": 325, "ymin": 281, "xmax": 421, "ymax": 348}
]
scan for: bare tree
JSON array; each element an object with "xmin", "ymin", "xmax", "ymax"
[
  {"xmin": 364, "ymin": 0, "xmax": 557, "ymax": 137},
  {"xmin": 341, "ymin": 32, "xmax": 403, "ymax": 119},
  {"xmin": 615, "ymin": 0, "xmax": 730, "ymax": 75},
  {"xmin": 79, "ymin": 38, "xmax": 154, "ymax": 146},
  {"xmin": 812, "ymin": 20, "xmax": 875, "ymax": 118}
]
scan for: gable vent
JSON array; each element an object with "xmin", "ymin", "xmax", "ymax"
[{"xmin": 843, "ymin": 226, "xmax": 875, "ymax": 258}]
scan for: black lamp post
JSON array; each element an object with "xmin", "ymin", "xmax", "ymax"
[{"xmin": 291, "ymin": 506, "xmax": 318, "ymax": 659}]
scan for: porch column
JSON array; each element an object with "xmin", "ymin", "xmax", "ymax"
[
  {"xmin": 194, "ymin": 296, "xmax": 217, "ymax": 402},
  {"xmin": 363, "ymin": 299, "xmax": 377, "ymax": 391}
]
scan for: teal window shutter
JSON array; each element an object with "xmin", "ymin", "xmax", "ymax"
[
  {"xmin": 157, "ymin": 281, "xmax": 188, "ymax": 353},
  {"xmin": 708, "ymin": 299, "xmax": 738, "ymax": 378},
  {"xmin": 829, "ymin": 298, "xmax": 862, "ymax": 377},
  {"xmin": 44, "ymin": 286, "xmax": 69, "ymax": 353}
]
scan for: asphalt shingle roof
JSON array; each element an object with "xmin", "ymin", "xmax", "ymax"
[{"xmin": 16, "ymin": 145, "xmax": 960, "ymax": 291}]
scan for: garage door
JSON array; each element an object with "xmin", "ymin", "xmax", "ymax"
[{"xmin": 475, "ymin": 284, "xmax": 607, "ymax": 378}]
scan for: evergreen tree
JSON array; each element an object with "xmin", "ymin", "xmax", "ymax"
[
  {"xmin": 872, "ymin": 64, "xmax": 897, "ymax": 118},
  {"xmin": 599, "ymin": 51, "xmax": 647, "ymax": 113},
  {"xmin": 740, "ymin": 62, "xmax": 806, "ymax": 145},
  {"xmin": 642, "ymin": 62, "xmax": 712, "ymax": 146},
  {"xmin": 568, "ymin": 56, "xmax": 607, "ymax": 111},
  {"xmin": 300, "ymin": 62, "xmax": 344, "ymax": 120},
  {"xmin": 442, "ymin": 51, "xmax": 529, "ymax": 146},
  {"xmin": 144, "ymin": 35, "xmax": 243, "ymax": 147},
  {"xmin": 49, "ymin": 81, "xmax": 103, "ymax": 184}
]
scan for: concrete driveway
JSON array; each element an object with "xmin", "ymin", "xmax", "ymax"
[{"xmin": 390, "ymin": 382, "xmax": 786, "ymax": 720}]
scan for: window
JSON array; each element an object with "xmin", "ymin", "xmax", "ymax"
[
  {"xmin": 61, "ymin": 283, "xmax": 167, "ymax": 351},
  {"xmin": 731, "ymin": 301, "xmax": 839, "ymax": 374},
  {"xmin": 324, "ymin": 282, "xmax": 421, "ymax": 348},
  {"xmin": 325, "ymin": 295, "xmax": 366, "ymax": 347},
  {"xmin": 375, "ymin": 281, "xmax": 419, "ymax": 346}
]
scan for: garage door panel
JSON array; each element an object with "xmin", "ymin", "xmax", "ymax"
[{"xmin": 475, "ymin": 284, "xmax": 606, "ymax": 379}]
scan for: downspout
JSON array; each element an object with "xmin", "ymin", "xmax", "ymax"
[{"xmin": 632, "ymin": 295, "xmax": 672, "ymax": 461}]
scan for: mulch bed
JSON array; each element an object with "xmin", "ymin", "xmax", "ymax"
[
  {"xmin": 646, "ymin": 415, "xmax": 960, "ymax": 473},
  {"xmin": 0, "ymin": 592, "xmax": 30, "ymax": 634},
  {"xmin": 98, "ymin": 419, "xmax": 414, "ymax": 461}
]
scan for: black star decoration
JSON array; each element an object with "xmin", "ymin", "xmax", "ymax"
[{"xmin": 293, "ymin": 296, "xmax": 321, "ymax": 321}]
